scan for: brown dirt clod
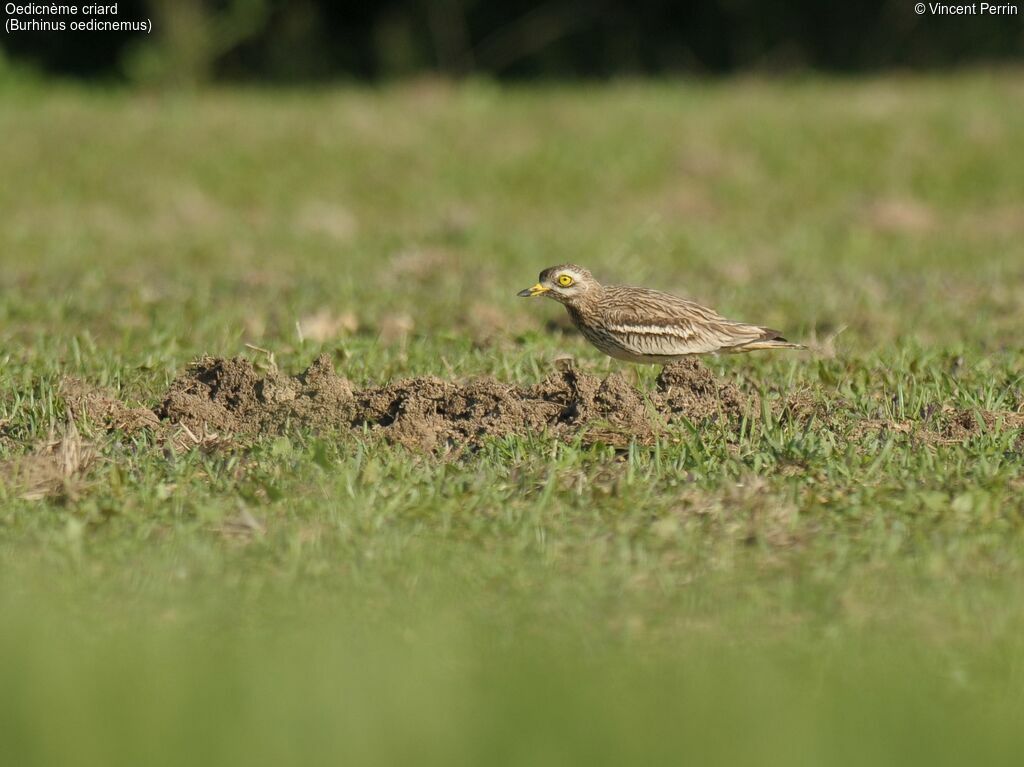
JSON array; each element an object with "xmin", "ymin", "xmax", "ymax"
[
  {"xmin": 654, "ymin": 358, "xmax": 749, "ymax": 421},
  {"xmin": 157, "ymin": 354, "xmax": 355, "ymax": 436},
  {"xmin": 0, "ymin": 419, "xmax": 95, "ymax": 501},
  {"xmin": 145, "ymin": 355, "xmax": 741, "ymax": 452},
  {"xmin": 54, "ymin": 355, "xmax": 1024, "ymax": 456},
  {"xmin": 62, "ymin": 378, "xmax": 161, "ymax": 432}
]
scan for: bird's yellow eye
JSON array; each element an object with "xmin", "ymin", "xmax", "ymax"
[{"xmin": 557, "ymin": 274, "xmax": 574, "ymax": 287}]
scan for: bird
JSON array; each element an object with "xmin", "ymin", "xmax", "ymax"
[{"xmin": 517, "ymin": 264, "xmax": 804, "ymax": 363}]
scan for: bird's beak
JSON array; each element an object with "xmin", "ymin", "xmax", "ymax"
[{"xmin": 518, "ymin": 283, "xmax": 550, "ymax": 298}]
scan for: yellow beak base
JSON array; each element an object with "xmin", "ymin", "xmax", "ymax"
[{"xmin": 517, "ymin": 283, "xmax": 550, "ymax": 298}]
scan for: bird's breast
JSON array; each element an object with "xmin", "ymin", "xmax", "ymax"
[{"xmin": 564, "ymin": 304, "xmax": 592, "ymax": 329}]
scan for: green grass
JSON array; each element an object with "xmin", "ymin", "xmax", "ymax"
[{"xmin": 2, "ymin": 72, "xmax": 1024, "ymax": 765}]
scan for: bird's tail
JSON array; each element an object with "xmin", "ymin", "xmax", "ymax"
[{"xmin": 729, "ymin": 327, "xmax": 806, "ymax": 353}]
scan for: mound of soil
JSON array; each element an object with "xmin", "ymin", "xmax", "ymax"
[
  {"xmin": 158, "ymin": 354, "xmax": 354, "ymax": 436},
  {"xmin": 44, "ymin": 354, "xmax": 1024, "ymax": 456},
  {"xmin": 929, "ymin": 405, "xmax": 1024, "ymax": 446},
  {"xmin": 0, "ymin": 419, "xmax": 95, "ymax": 501},
  {"xmin": 656, "ymin": 360, "xmax": 747, "ymax": 421},
  {"xmin": 62, "ymin": 378, "xmax": 160, "ymax": 432},
  {"xmin": 151, "ymin": 355, "xmax": 746, "ymax": 451},
  {"xmin": 851, "ymin": 404, "xmax": 1024, "ymax": 447}
]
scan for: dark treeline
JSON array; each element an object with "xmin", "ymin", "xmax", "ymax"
[{"xmin": 3, "ymin": 0, "xmax": 1023, "ymax": 83}]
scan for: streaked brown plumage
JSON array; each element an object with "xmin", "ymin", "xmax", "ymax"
[{"xmin": 517, "ymin": 264, "xmax": 804, "ymax": 363}]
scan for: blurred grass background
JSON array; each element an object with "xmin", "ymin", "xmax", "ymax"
[{"xmin": 2, "ymin": 70, "xmax": 1024, "ymax": 765}]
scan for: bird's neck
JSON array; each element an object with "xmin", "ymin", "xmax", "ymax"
[{"xmin": 564, "ymin": 288, "xmax": 602, "ymax": 326}]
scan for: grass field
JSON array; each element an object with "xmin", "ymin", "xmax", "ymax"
[{"xmin": 2, "ymin": 71, "xmax": 1024, "ymax": 765}]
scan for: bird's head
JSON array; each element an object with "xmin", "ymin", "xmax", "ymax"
[{"xmin": 517, "ymin": 264, "xmax": 599, "ymax": 305}]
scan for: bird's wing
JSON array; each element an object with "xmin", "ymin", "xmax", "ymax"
[{"xmin": 601, "ymin": 288, "xmax": 769, "ymax": 356}]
